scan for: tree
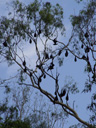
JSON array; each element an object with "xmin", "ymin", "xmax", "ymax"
[
  {"xmin": 70, "ymin": 0, "xmax": 96, "ymax": 126},
  {"xmin": 0, "ymin": 0, "xmax": 96, "ymax": 127},
  {"xmin": 0, "ymin": 98, "xmax": 49, "ymax": 128},
  {"xmin": 0, "ymin": 85, "xmax": 66, "ymax": 128},
  {"xmin": 0, "ymin": 98, "xmax": 31, "ymax": 128}
]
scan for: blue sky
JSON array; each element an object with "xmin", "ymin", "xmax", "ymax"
[{"xmin": 0, "ymin": 0, "xmax": 92, "ymax": 127}]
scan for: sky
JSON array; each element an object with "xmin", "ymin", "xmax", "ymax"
[{"xmin": 0, "ymin": 0, "xmax": 92, "ymax": 127}]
